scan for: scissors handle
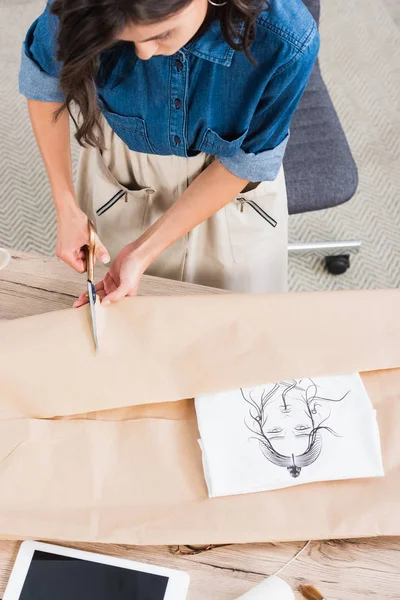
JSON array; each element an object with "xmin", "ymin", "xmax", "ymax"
[{"xmin": 87, "ymin": 220, "xmax": 96, "ymax": 283}]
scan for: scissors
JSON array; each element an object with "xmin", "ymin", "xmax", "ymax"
[{"xmin": 86, "ymin": 219, "xmax": 99, "ymax": 353}]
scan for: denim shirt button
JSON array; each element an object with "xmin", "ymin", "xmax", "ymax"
[{"xmin": 21, "ymin": 2, "xmax": 319, "ymax": 185}]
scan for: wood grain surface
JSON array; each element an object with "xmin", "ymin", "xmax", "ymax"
[
  {"xmin": 0, "ymin": 249, "xmax": 399, "ymax": 599},
  {"xmin": 0, "ymin": 249, "xmax": 224, "ymax": 320}
]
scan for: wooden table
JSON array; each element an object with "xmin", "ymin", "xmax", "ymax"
[{"xmin": 1, "ymin": 249, "xmax": 399, "ymax": 600}]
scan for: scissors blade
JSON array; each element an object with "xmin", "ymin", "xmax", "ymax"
[{"xmin": 87, "ymin": 280, "xmax": 98, "ymax": 353}]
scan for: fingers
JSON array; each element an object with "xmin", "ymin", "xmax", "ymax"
[
  {"xmin": 102, "ymin": 278, "xmax": 138, "ymax": 305},
  {"xmin": 74, "ymin": 278, "xmax": 138, "ymax": 308},
  {"xmin": 73, "ymin": 280, "xmax": 105, "ymax": 308},
  {"xmin": 73, "ymin": 283, "xmax": 94, "ymax": 307},
  {"xmin": 57, "ymin": 249, "xmax": 87, "ymax": 274},
  {"xmin": 73, "ymin": 292, "xmax": 89, "ymax": 308},
  {"xmin": 74, "ymin": 258, "xmax": 87, "ymax": 274},
  {"xmin": 103, "ymin": 271, "xmax": 117, "ymax": 295},
  {"xmin": 65, "ymin": 238, "xmax": 109, "ymax": 278},
  {"xmin": 95, "ymin": 280, "xmax": 105, "ymax": 292},
  {"xmin": 74, "ymin": 250, "xmax": 141, "ymax": 308},
  {"xmin": 74, "ymin": 246, "xmax": 88, "ymax": 273},
  {"xmin": 94, "ymin": 234, "xmax": 111, "ymax": 265}
]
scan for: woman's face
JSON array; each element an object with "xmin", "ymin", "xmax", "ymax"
[
  {"xmin": 263, "ymin": 384, "xmax": 318, "ymax": 456},
  {"xmin": 118, "ymin": 0, "xmax": 209, "ymax": 60}
]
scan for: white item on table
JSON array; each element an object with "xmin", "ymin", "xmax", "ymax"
[
  {"xmin": 195, "ymin": 373, "xmax": 384, "ymax": 498},
  {"xmin": 235, "ymin": 575, "xmax": 295, "ymax": 599},
  {"xmin": 0, "ymin": 248, "xmax": 10, "ymax": 271},
  {"xmin": 3, "ymin": 541, "xmax": 190, "ymax": 600}
]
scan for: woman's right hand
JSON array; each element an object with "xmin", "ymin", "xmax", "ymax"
[{"xmin": 55, "ymin": 200, "xmax": 110, "ymax": 273}]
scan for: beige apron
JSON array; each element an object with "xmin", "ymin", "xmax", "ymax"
[{"xmin": 76, "ymin": 119, "xmax": 288, "ymax": 293}]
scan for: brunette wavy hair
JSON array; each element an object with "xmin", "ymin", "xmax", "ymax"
[{"xmin": 51, "ymin": 0, "xmax": 267, "ymax": 147}]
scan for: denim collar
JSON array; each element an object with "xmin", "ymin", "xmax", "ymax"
[
  {"xmin": 99, "ymin": 19, "xmax": 238, "ymax": 90},
  {"xmin": 184, "ymin": 19, "xmax": 236, "ymax": 67}
]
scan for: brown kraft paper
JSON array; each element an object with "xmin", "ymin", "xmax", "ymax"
[{"xmin": 0, "ymin": 289, "xmax": 399, "ymax": 544}]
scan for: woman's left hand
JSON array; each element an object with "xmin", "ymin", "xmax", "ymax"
[{"xmin": 73, "ymin": 243, "xmax": 146, "ymax": 308}]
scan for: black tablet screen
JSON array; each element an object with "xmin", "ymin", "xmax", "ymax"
[{"xmin": 19, "ymin": 551, "xmax": 169, "ymax": 600}]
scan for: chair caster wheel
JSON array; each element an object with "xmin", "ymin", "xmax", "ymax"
[{"xmin": 325, "ymin": 254, "xmax": 350, "ymax": 275}]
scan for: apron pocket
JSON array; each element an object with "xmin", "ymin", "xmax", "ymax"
[
  {"xmin": 93, "ymin": 148, "xmax": 155, "ymax": 259},
  {"xmin": 225, "ymin": 179, "xmax": 280, "ymax": 264},
  {"xmin": 96, "ymin": 189, "xmax": 128, "ymax": 216}
]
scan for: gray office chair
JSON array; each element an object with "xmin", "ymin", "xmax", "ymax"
[{"xmin": 283, "ymin": 0, "xmax": 359, "ymax": 274}]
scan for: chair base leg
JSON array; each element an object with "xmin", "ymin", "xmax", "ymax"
[
  {"xmin": 288, "ymin": 240, "xmax": 362, "ymax": 253},
  {"xmin": 288, "ymin": 240, "xmax": 362, "ymax": 275},
  {"xmin": 324, "ymin": 254, "xmax": 351, "ymax": 275}
]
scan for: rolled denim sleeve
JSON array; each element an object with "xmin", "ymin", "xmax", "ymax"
[
  {"xmin": 19, "ymin": 2, "xmax": 64, "ymax": 102},
  {"xmin": 219, "ymin": 23, "xmax": 320, "ymax": 182}
]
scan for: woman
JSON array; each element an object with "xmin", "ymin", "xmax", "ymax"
[{"xmin": 19, "ymin": 0, "xmax": 319, "ymax": 304}]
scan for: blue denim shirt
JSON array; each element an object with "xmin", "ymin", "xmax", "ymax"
[{"xmin": 19, "ymin": 0, "xmax": 319, "ymax": 182}]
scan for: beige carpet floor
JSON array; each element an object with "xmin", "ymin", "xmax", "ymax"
[
  {"xmin": 0, "ymin": 0, "xmax": 399, "ymax": 292},
  {"xmin": 288, "ymin": 0, "xmax": 400, "ymax": 291}
]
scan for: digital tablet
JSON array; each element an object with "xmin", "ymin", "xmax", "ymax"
[{"xmin": 4, "ymin": 541, "xmax": 190, "ymax": 600}]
